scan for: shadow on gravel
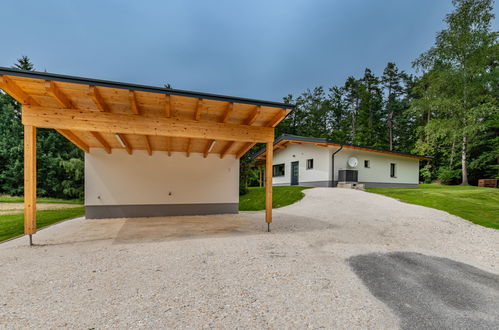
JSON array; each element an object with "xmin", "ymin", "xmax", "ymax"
[{"xmin": 348, "ymin": 252, "xmax": 499, "ymax": 330}]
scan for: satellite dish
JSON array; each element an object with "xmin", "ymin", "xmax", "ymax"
[{"xmin": 347, "ymin": 157, "xmax": 358, "ymax": 168}]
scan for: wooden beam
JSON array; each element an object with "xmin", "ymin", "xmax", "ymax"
[
  {"xmin": 166, "ymin": 136, "xmax": 172, "ymax": 156},
  {"xmin": 129, "ymin": 90, "xmax": 140, "ymax": 115},
  {"xmin": 90, "ymin": 131, "xmax": 111, "ymax": 154},
  {"xmin": 245, "ymin": 106, "xmax": 261, "ymax": 125},
  {"xmin": 164, "ymin": 94, "xmax": 171, "ymax": 117},
  {"xmin": 45, "ymin": 81, "xmax": 73, "ymax": 108},
  {"xmin": 220, "ymin": 141, "xmax": 235, "ymax": 159},
  {"xmin": 89, "ymin": 86, "xmax": 109, "ymax": 112},
  {"xmin": 289, "ymin": 141, "xmax": 302, "ymax": 144},
  {"xmin": 24, "ymin": 124, "xmax": 36, "ymax": 237},
  {"xmin": 315, "ymin": 143, "xmax": 328, "ymax": 147},
  {"xmin": 221, "ymin": 102, "xmax": 233, "ymax": 123},
  {"xmin": 265, "ymin": 141, "xmax": 273, "ymax": 228},
  {"xmin": 144, "ymin": 135, "xmax": 152, "ymax": 155},
  {"xmin": 170, "ymin": 95, "xmax": 176, "ymax": 117},
  {"xmin": 116, "ymin": 133, "xmax": 132, "ymax": 154},
  {"xmin": 204, "ymin": 140, "xmax": 215, "ymax": 158},
  {"xmin": 194, "ymin": 98, "xmax": 203, "ymax": 121},
  {"xmin": 266, "ymin": 108, "xmax": 286, "ymax": 127},
  {"xmin": 23, "ymin": 106, "xmax": 275, "ymax": 143},
  {"xmin": 0, "ymin": 75, "xmax": 40, "ymax": 105},
  {"xmin": 186, "ymin": 138, "xmax": 191, "ymax": 157},
  {"xmin": 236, "ymin": 142, "xmax": 255, "ymax": 159},
  {"xmin": 57, "ymin": 129, "xmax": 89, "ymax": 152}
]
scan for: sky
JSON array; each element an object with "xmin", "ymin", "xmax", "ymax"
[{"xmin": 1, "ymin": 0, "xmax": 498, "ymax": 102}]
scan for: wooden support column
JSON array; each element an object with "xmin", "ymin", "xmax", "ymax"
[
  {"xmin": 265, "ymin": 141, "xmax": 273, "ymax": 231},
  {"xmin": 24, "ymin": 124, "xmax": 37, "ymax": 243}
]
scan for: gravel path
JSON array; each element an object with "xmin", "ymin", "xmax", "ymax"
[
  {"xmin": 0, "ymin": 188, "xmax": 497, "ymax": 329},
  {"xmin": 0, "ymin": 202, "xmax": 81, "ymax": 215}
]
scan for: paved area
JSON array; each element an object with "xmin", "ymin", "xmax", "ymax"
[
  {"xmin": 0, "ymin": 202, "xmax": 80, "ymax": 215},
  {"xmin": 0, "ymin": 188, "xmax": 497, "ymax": 328}
]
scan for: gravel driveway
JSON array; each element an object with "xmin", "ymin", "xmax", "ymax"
[{"xmin": 0, "ymin": 188, "xmax": 497, "ymax": 329}]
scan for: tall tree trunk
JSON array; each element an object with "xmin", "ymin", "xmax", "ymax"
[
  {"xmin": 388, "ymin": 111, "xmax": 393, "ymax": 151},
  {"xmin": 461, "ymin": 135, "xmax": 468, "ymax": 185},
  {"xmin": 449, "ymin": 137, "xmax": 456, "ymax": 167}
]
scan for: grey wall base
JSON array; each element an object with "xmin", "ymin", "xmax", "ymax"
[{"xmin": 86, "ymin": 203, "xmax": 238, "ymax": 219}]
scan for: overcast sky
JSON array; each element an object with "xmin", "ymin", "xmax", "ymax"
[{"xmin": 1, "ymin": 0, "xmax": 497, "ymax": 101}]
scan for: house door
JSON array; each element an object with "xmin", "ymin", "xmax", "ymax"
[{"xmin": 291, "ymin": 161, "xmax": 299, "ymax": 185}]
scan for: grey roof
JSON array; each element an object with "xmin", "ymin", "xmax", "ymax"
[{"xmin": 253, "ymin": 134, "xmax": 432, "ymax": 160}]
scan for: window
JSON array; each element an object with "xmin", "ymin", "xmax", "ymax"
[
  {"xmin": 364, "ymin": 160, "xmax": 370, "ymax": 168},
  {"xmin": 273, "ymin": 164, "xmax": 285, "ymax": 177},
  {"xmin": 306, "ymin": 159, "xmax": 314, "ymax": 170},
  {"xmin": 390, "ymin": 163, "xmax": 396, "ymax": 177}
]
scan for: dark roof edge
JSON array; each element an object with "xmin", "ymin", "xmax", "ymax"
[
  {"xmin": 0, "ymin": 66, "xmax": 295, "ymax": 109},
  {"xmin": 253, "ymin": 134, "xmax": 433, "ymax": 160}
]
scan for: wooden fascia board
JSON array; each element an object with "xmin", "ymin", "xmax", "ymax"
[{"xmin": 22, "ymin": 106, "xmax": 275, "ymax": 143}]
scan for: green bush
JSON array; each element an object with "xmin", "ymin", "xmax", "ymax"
[{"xmin": 437, "ymin": 166, "xmax": 461, "ymax": 185}]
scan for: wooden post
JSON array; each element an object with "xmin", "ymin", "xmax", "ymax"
[
  {"xmin": 24, "ymin": 125, "xmax": 37, "ymax": 242},
  {"xmin": 265, "ymin": 142, "xmax": 273, "ymax": 231},
  {"xmin": 259, "ymin": 166, "xmax": 263, "ymax": 187}
]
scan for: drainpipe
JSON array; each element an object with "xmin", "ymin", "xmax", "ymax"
[{"xmin": 331, "ymin": 145, "xmax": 343, "ymax": 187}]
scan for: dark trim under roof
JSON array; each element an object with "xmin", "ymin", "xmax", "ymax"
[
  {"xmin": 254, "ymin": 134, "xmax": 432, "ymax": 160},
  {"xmin": 0, "ymin": 66, "xmax": 294, "ymax": 109}
]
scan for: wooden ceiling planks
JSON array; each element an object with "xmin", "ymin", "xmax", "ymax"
[{"xmin": 0, "ymin": 71, "xmax": 292, "ymax": 158}]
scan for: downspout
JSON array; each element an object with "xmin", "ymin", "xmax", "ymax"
[{"xmin": 331, "ymin": 145, "xmax": 343, "ymax": 187}]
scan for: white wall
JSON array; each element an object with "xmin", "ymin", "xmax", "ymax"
[
  {"xmin": 272, "ymin": 143, "xmax": 330, "ymax": 185},
  {"xmin": 332, "ymin": 147, "xmax": 420, "ymax": 185},
  {"xmin": 85, "ymin": 149, "xmax": 239, "ymax": 206},
  {"xmin": 270, "ymin": 143, "xmax": 420, "ymax": 186}
]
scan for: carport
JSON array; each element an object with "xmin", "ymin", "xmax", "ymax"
[{"xmin": 0, "ymin": 67, "xmax": 293, "ymax": 244}]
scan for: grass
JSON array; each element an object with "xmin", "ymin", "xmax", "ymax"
[
  {"xmin": 366, "ymin": 184, "xmax": 499, "ymax": 229},
  {"xmin": 239, "ymin": 186, "xmax": 311, "ymax": 211},
  {"xmin": 0, "ymin": 195, "xmax": 83, "ymax": 204},
  {"xmin": 0, "ymin": 207, "xmax": 85, "ymax": 242}
]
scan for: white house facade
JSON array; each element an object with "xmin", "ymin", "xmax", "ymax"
[{"xmin": 256, "ymin": 135, "xmax": 431, "ymax": 188}]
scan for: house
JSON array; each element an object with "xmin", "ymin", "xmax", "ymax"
[
  {"xmin": 0, "ymin": 66, "xmax": 293, "ymax": 242},
  {"xmin": 255, "ymin": 134, "xmax": 432, "ymax": 188}
]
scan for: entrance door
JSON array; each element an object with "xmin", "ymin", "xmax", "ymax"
[{"xmin": 291, "ymin": 161, "xmax": 299, "ymax": 185}]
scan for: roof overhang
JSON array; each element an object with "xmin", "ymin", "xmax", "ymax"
[
  {"xmin": 0, "ymin": 67, "xmax": 294, "ymax": 158},
  {"xmin": 254, "ymin": 134, "xmax": 433, "ymax": 161}
]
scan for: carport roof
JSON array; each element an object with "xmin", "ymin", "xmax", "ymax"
[
  {"xmin": 0, "ymin": 67, "xmax": 293, "ymax": 158},
  {"xmin": 254, "ymin": 134, "xmax": 433, "ymax": 161}
]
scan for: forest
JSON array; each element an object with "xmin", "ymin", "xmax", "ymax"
[{"xmin": 0, "ymin": 0, "xmax": 498, "ymax": 199}]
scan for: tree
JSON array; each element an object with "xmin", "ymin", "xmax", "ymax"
[
  {"xmin": 13, "ymin": 56, "xmax": 34, "ymax": 71},
  {"xmin": 412, "ymin": 0, "xmax": 498, "ymax": 185}
]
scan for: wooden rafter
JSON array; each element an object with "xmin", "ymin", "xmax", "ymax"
[
  {"xmin": 166, "ymin": 136, "xmax": 172, "ymax": 156},
  {"xmin": 0, "ymin": 75, "xmax": 40, "ymax": 105},
  {"xmin": 266, "ymin": 108, "xmax": 286, "ymax": 127},
  {"xmin": 144, "ymin": 135, "xmax": 152, "ymax": 155},
  {"xmin": 170, "ymin": 95, "xmax": 176, "ymax": 117},
  {"xmin": 23, "ymin": 106, "xmax": 275, "ymax": 143},
  {"xmin": 220, "ymin": 141, "xmax": 235, "ymax": 159},
  {"xmin": 164, "ymin": 94, "xmax": 171, "ymax": 117},
  {"xmin": 45, "ymin": 81, "xmax": 73, "ymax": 108},
  {"xmin": 116, "ymin": 133, "xmax": 132, "ymax": 154},
  {"xmin": 236, "ymin": 142, "xmax": 254, "ymax": 159},
  {"xmin": 203, "ymin": 140, "xmax": 216, "ymax": 158},
  {"xmin": 221, "ymin": 102, "xmax": 233, "ymax": 123},
  {"xmin": 245, "ymin": 106, "xmax": 261, "ymax": 125},
  {"xmin": 57, "ymin": 129, "xmax": 89, "ymax": 153},
  {"xmin": 186, "ymin": 138, "xmax": 192, "ymax": 157},
  {"xmin": 194, "ymin": 98, "xmax": 203, "ymax": 121},
  {"xmin": 90, "ymin": 131, "xmax": 111, "ymax": 154},
  {"xmin": 129, "ymin": 90, "xmax": 140, "ymax": 115},
  {"xmin": 89, "ymin": 86, "xmax": 109, "ymax": 112}
]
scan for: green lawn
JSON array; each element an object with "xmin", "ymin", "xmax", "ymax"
[
  {"xmin": 0, "ymin": 195, "xmax": 83, "ymax": 204},
  {"xmin": 0, "ymin": 207, "xmax": 85, "ymax": 242},
  {"xmin": 239, "ymin": 186, "xmax": 311, "ymax": 211},
  {"xmin": 367, "ymin": 184, "xmax": 499, "ymax": 229}
]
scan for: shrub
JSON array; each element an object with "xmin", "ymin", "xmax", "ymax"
[{"xmin": 437, "ymin": 166, "xmax": 461, "ymax": 185}]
